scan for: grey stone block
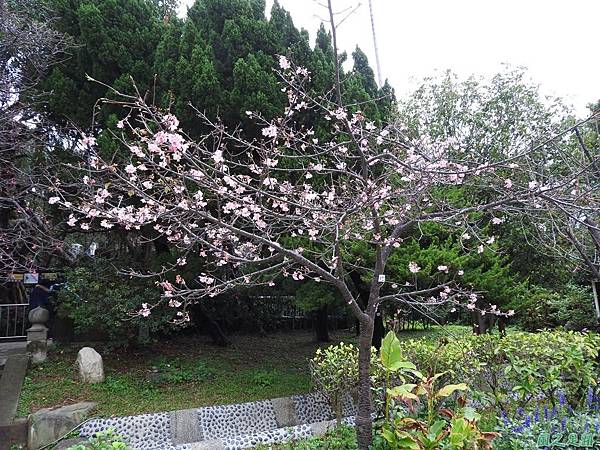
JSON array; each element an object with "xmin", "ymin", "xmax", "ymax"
[
  {"xmin": 28, "ymin": 402, "xmax": 97, "ymax": 450},
  {"xmin": 271, "ymin": 397, "xmax": 298, "ymax": 428},
  {"xmin": 171, "ymin": 409, "xmax": 203, "ymax": 444},
  {"xmin": 0, "ymin": 355, "xmax": 29, "ymax": 425},
  {"xmin": 187, "ymin": 440, "xmax": 225, "ymax": 450},
  {"xmin": 76, "ymin": 347, "xmax": 104, "ymax": 383},
  {"xmin": 52, "ymin": 437, "xmax": 87, "ymax": 450},
  {"xmin": 27, "ymin": 340, "xmax": 48, "ymax": 365},
  {"xmin": 309, "ymin": 418, "xmax": 337, "ymax": 437},
  {"xmin": 0, "ymin": 418, "xmax": 28, "ymax": 450}
]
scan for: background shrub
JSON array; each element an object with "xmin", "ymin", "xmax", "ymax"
[{"xmin": 516, "ymin": 285, "xmax": 597, "ymax": 332}]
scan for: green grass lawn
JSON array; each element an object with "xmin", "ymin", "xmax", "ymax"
[{"xmin": 18, "ymin": 325, "xmax": 471, "ymax": 418}]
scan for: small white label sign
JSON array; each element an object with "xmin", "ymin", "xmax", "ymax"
[{"xmin": 378, "ymin": 274, "xmax": 386, "ymax": 283}]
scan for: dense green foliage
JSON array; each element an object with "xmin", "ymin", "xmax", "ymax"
[
  {"xmin": 516, "ymin": 284, "xmax": 597, "ymax": 331},
  {"xmin": 40, "ymin": 0, "xmax": 392, "ymax": 135},
  {"xmin": 307, "ymin": 332, "xmax": 497, "ymax": 449},
  {"xmin": 310, "ymin": 342, "xmax": 383, "ymax": 423},
  {"xmin": 58, "ymin": 260, "xmax": 173, "ymax": 344},
  {"xmin": 40, "ymin": 0, "xmax": 165, "ymax": 127},
  {"xmin": 399, "ymin": 331, "xmax": 600, "ymax": 412},
  {"xmin": 308, "ymin": 329, "xmax": 600, "ymax": 448},
  {"xmin": 314, "ymin": 330, "xmax": 600, "ymax": 416}
]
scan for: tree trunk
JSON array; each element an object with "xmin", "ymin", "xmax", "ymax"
[
  {"xmin": 471, "ymin": 311, "xmax": 485, "ymax": 334},
  {"xmin": 356, "ymin": 316, "xmax": 374, "ymax": 450},
  {"xmin": 315, "ymin": 304, "xmax": 330, "ymax": 342},
  {"xmin": 372, "ymin": 311, "xmax": 385, "ymax": 349},
  {"xmin": 192, "ymin": 303, "xmax": 230, "ymax": 346},
  {"xmin": 471, "ymin": 310, "xmax": 494, "ymax": 334},
  {"xmin": 350, "ymin": 271, "xmax": 384, "ymax": 348}
]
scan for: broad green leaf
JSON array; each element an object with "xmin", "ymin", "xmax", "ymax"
[
  {"xmin": 388, "ymin": 385, "xmax": 419, "ymax": 400},
  {"xmin": 462, "ymin": 407, "xmax": 480, "ymax": 422},
  {"xmin": 408, "ymin": 369, "xmax": 425, "ymax": 379},
  {"xmin": 380, "ymin": 331, "xmax": 405, "ymax": 371},
  {"xmin": 437, "ymin": 383, "xmax": 469, "ymax": 398},
  {"xmin": 429, "ymin": 419, "xmax": 446, "ymax": 439},
  {"xmin": 394, "ymin": 431, "xmax": 421, "ymax": 450},
  {"xmin": 381, "ymin": 428, "xmax": 397, "ymax": 443}
]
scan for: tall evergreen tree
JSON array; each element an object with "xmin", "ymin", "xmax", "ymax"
[
  {"xmin": 351, "ymin": 46, "xmax": 378, "ymax": 97},
  {"xmin": 41, "ymin": 0, "xmax": 164, "ymax": 128},
  {"xmin": 155, "ymin": 19, "xmax": 222, "ymax": 132},
  {"xmin": 268, "ymin": 0, "xmax": 311, "ymax": 67},
  {"xmin": 230, "ymin": 51, "xmax": 283, "ymax": 128}
]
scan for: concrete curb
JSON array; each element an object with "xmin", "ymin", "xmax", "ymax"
[{"xmin": 0, "ymin": 355, "xmax": 29, "ymax": 425}]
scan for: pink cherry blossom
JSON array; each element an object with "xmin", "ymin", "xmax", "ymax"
[
  {"xmin": 261, "ymin": 125, "xmax": 278, "ymax": 138},
  {"xmin": 278, "ymin": 55, "xmax": 291, "ymax": 70},
  {"xmin": 408, "ymin": 261, "xmax": 421, "ymax": 273}
]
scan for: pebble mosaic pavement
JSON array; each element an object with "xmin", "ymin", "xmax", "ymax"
[{"xmin": 79, "ymin": 392, "xmax": 356, "ymax": 449}]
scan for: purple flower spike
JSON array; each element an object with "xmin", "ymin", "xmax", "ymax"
[
  {"xmin": 558, "ymin": 391, "xmax": 566, "ymax": 407},
  {"xmin": 587, "ymin": 387, "xmax": 594, "ymax": 408}
]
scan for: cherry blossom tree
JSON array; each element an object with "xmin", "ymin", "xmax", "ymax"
[
  {"xmin": 43, "ymin": 52, "xmax": 589, "ymax": 445},
  {"xmin": 396, "ymin": 68, "xmax": 600, "ymax": 324},
  {"xmin": 22, "ymin": 1, "xmax": 599, "ymax": 445},
  {"xmin": 0, "ymin": 0, "xmax": 73, "ymax": 276},
  {"xmin": 511, "ymin": 114, "xmax": 600, "ymax": 281}
]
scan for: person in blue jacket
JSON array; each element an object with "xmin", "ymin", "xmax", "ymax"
[
  {"xmin": 29, "ymin": 279, "xmax": 53, "ymax": 310},
  {"xmin": 28, "ymin": 279, "xmax": 56, "ymax": 337}
]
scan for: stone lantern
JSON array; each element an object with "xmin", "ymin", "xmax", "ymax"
[{"xmin": 27, "ymin": 306, "xmax": 50, "ymax": 364}]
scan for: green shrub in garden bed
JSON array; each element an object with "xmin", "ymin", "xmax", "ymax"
[
  {"xmin": 309, "ymin": 332, "xmax": 496, "ymax": 449},
  {"xmin": 399, "ymin": 330, "xmax": 600, "ymax": 413},
  {"xmin": 307, "ymin": 329, "xmax": 600, "ymax": 448}
]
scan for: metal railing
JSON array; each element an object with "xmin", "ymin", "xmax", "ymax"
[{"xmin": 0, "ymin": 303, "xmax": 28, "ymax": 339}]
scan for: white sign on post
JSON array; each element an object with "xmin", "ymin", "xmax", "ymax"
[{"xmin": 378, "ymin": 274, "xmax": 386, "ymax": 283}]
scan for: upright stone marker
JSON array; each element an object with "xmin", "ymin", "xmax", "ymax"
[
  {"xmin": 27, "ymin": 306, "xmax": 49, "ymax": 364},
  {"xmin": 76, "ymin": 347, "xmax": 104, "ymax": 383}
]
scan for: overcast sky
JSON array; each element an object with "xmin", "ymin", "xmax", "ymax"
[{"xmin": 180, "ymin": 0, "xmax": 599, "ymax": 117}]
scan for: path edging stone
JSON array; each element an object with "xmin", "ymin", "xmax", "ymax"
[
  {"xmin": 171, "ymin": 409, "xmax": 204, "ymax": 445},
  {"xmin": 271, "ymin": 397, "xmax": 298, "ymax": 428},
  {"xmin": 0, "ymin": 355, "xmax": 29, "ymax": 425},
  {"xmin": 29, "ymin": 402, "xmax": 97, "ymax": 450}
]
